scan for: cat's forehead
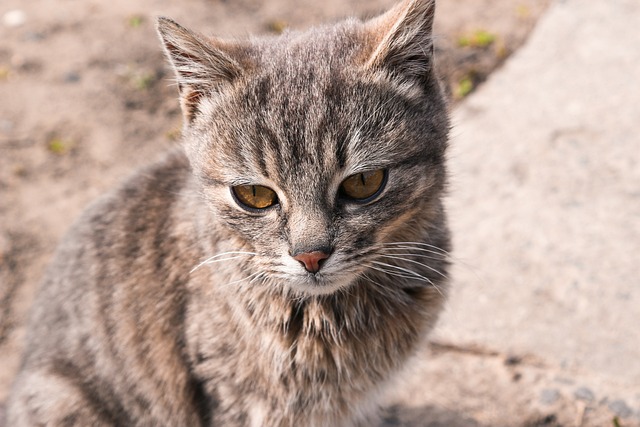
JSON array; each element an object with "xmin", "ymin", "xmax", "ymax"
[
  {"xmin": 256, "ymin": 23, "xmax": 362, "ymax": 69},
  {"xmin": 193, "ymin": 24, "xmax": 446, "ymax": 193},
  {"xmin": 225, "ymin": 77, "xmax": 410, "ymax": 182},
  {"xmin": 200, "ymin": 74, "xmax": 437, "ymax": 190}
]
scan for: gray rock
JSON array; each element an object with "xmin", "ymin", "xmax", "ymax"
[
  {"xmin": 23, "ymin": 31, "xmax": 45, "ymax": 42},
  {"xmin": 63, "ymin": 71, "xmax": 81, "ymax": 83},
  {"xmin": 608, "ymin": 399, "xmax": 633, "ymax": 418},
  {"xmin": 540, "ymin": 389, "xmax": 561, "ymax": 405},
  {"xmin": 573, "ymin": 387, "xmax": 595, "ymax": 402}
]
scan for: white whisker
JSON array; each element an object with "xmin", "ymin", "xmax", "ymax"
[
  {"xmin": 366, "ymin": 263, "xmax": 420, "ymax": 280},
  {"xmin": 370, "ymin": 261, "xmax": 445, "ymax": 298},
  {"xmin": 382, "ymin": 241, "xmax": 451, "ymax": 255},
  {"xmin": 190, "ymin": 251, "xmax": 257, "ymax": 273},
  {"xmin": 361, "ymin": 272, "xmax": 393, "ymax": 296},
  {"xmin": 217, "ymin": 271, "xmax": 263, "ymax": 290},
  {"xmin": 381, "ymin": 241, "xmax": 485, "ymax": 284},
  {"xmin": 378, "ymin": 254, "xmax": 448, "ymax": 280},
  {"xmin": 249, "ymin": 271, "xmax": 266, "ymax": 285},
  {"xmin": 378, "ymin": 249, "xmax": 445, "ymax": 261}
]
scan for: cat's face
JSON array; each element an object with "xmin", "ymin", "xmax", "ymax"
[{"xmin": 158, "ymin": 0, "xmax": 449, "ymax": 295}]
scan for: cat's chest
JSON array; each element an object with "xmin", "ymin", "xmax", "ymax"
[{"xmin": 193, "ymin": 284, "xmax": 423, "ymax": 387}]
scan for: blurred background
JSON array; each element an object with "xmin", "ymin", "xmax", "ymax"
[{"xmin": 1, "ymin": 0, "xmax": 638, "ymax": 426}]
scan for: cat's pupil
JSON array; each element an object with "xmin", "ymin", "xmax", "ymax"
[
  {"xmin": 232, "ymin": 185, "xmax": 278, "ymax": 210},
  {"xmin": 340, "ymin": 169, "xmax": 387, "ymax": 201}
]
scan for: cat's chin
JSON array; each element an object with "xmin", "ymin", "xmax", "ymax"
[{"xmin": 287, "ymin": 273, "xmax": 356, "ymax": 297}]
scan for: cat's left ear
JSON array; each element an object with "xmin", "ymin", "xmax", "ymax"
[
  {"xmin": 156, "ymin": 17, "xmax": 249, "ymax": 123},
  {"xmin": 363, "ymin": 0, "xmax": 436, "ymax": 82}
]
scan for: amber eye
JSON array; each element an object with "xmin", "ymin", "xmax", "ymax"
[
  {"xmin": 339, "ymin": 169, "xmax": 387, "ymax": 202},
  {"xmin": 232, "ymin": 185, "xmax": 278, "ymax": 210}
]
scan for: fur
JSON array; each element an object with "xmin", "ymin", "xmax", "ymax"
[{"xmin": 7, "ymin": 0, "xmax": 451, "ymax": 425}]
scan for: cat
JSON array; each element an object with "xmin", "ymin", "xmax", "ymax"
[{"xmin": 7, "ymin": 0, "xmax": 450, "ymax": 425}]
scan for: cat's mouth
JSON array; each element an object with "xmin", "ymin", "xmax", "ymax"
[
  {"xmin": 270, "ymin": 251, "xmax": 364, "ymax": 296},
  {"xmin": 286, "ymin": 267, "xmax": 360, "ymax": 296}
]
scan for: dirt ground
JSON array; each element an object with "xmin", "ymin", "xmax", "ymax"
[{"xmin": 0, "ymin": 0, "xmax": 549, "ymax": 424}]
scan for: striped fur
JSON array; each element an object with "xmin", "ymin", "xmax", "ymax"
[{"xmin": 7, "ymin": 1, "xmax": 451, "ymax": 425}]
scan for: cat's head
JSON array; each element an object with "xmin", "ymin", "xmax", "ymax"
[{"xmin": 158, "ymin": 0, "xmax": 449, "ymax": 296}]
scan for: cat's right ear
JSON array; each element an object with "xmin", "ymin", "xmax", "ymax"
[{"xmin": 156, "ymin": 17, "xmax": 247, "ymax": 124}]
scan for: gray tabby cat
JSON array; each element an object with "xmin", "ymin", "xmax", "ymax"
[{"xmin": 7, "ymin": 0, "xmax": 450, "ymax": 425}]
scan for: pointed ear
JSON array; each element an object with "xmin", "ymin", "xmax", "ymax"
[
  {"xmin": 156, "ymin": 17, "xmax": 246, "ymax": 123},
  {"xmin": 364, "ymin": 0, "xmax": 436, "ymax": 81}
]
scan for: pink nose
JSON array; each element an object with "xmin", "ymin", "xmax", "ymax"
[{"xmin": 293, "ymin": 251, "xmax": 330, "ymax": 273}]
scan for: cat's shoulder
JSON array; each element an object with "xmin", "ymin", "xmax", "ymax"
[{"xmin": 60, "ymin": 147, "xmax": 195, "ymax": 250}]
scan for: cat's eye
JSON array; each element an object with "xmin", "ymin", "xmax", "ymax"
[
  {"xmin": 339, "ymin": 169, "xmax": 387, "ymax": 202},
  {"xmin": 232, "ymin": 185, "xmax": 278, "ymax": 210}
]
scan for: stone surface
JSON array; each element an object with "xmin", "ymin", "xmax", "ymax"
[
  {"xmin": 436, "ymin": 0, "xmax": 640, "ymax": 393},
  {"xmin": 394, "ymin": 0, "xmax": 640, "ymax": 424}
]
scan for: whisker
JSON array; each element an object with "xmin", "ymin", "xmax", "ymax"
[
  {"xmin": 382, "ymin": 241, "xmax": 451, "ymax": 254},
  {"xmin": 381, "ymin": 244, "xmax": 447, "ymax": 255},
  {"xmin": 378, "ymin": 254, "xmax": 448, "ymax": 280},
  {"xmin": 366, "ymin": 263, "xmax": 421, "ymax": 281},
  {"xmin": 361, "ymin": 272, "xmax": 394, "ymax": 296},
  {"xmin": 217, "ymin": 271, "xmax": 263, "ymax": 290},
  {"xmin": 369, "ymin": 261, "xmax": 445, "ymax": 298},
  {"xmin": 190, "ymin": 251, "xmax": 257, "ymax": 273},
  {"xmin": 361, "ymin": 273, "xmax": 413, "ymax": 308},
  {"xmin": 191, "ymin": 256, "xmax": 247, "ymax": 273},
  {"xmin": 249, "ymin": 272, "xmax": 265, "ymax": 284},
  {"xmin": 381, "ymin": 241, "xmax": 485, "ymax": 284},
  {"xmin": 378, "ymin": 249, "xmax": 445, "ymax": 261},
  {"xmin": 371, "ymin": 261, "xmax": 431, "ymax": 281}
]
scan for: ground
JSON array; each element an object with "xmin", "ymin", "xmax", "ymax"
[{"xmin": 0, "ymin": 0, "xmax": 564, "ymax": 425}]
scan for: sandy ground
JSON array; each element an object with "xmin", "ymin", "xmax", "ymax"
[{"xmin": 0, "ymin": 0, "xmax": 551, "ymax": 424}]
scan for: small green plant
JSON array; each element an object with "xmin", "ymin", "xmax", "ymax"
[
  {"xmin": 455, "ymin": 76, "xmax": 474, "ymax": 99},
  {"xmin": 128, "ymin": 15, "xmax": 144, "ymax": 28},
  {"xmin": 133, "ymin": 72, "xmax": 154, "ymax": 90},
  {"xmin": 47, "ymin": 137, "xmax": 70, "ymax": 155},
  {"xmin": 457, "ymin": 29, "xmax": 497, "ymax": 48},
  {"xmin": 613, "ymin": 416, "xmax": 622, "ymax": 427}
]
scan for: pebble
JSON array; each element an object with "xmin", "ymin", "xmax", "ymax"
[
  {"xmin": 540, "ymin": 388, "xmax": 561, "ymax": 405},
  {"xmin": 608, "ymin": 399, "xmax": 633, "ymax": 418},
  {"xmin": 23, "ymin": 31, "xmax": 46, "ymax": 42},
  {"xmin": 2, "ymin": 10, "xmax": 26, "ymax": 28},
  {"xmin": 574, "ymin": 386, "xmax": 595, "ymax": 402},
  {"xmin": 63, "ymin": 71, "xmax": 81, "ymax": 83},
  {"xmin": 504, "ymin": 355, "xmax": 522, "ymax": 366}
]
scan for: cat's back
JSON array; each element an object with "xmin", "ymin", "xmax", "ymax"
[
  {"xmin": 35, "ymin": 147, "xmax": 197, "ymax": 304},
  {"xmin": 8, "ymin": 148, "xmax": 206, "ymax": 427}
]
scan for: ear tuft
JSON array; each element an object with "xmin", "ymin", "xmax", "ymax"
[
  {"xmin": 156, "ymin": 17, "xmax": 245, "ymax": 123},
  {"xmin": 365, "ymin": 0, "xmax": 436, "ymax": 81}
]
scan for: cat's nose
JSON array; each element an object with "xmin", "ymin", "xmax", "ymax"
[{"xmin": 293, "ymin": 250, "xmax": 330, "ymax": 273}]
